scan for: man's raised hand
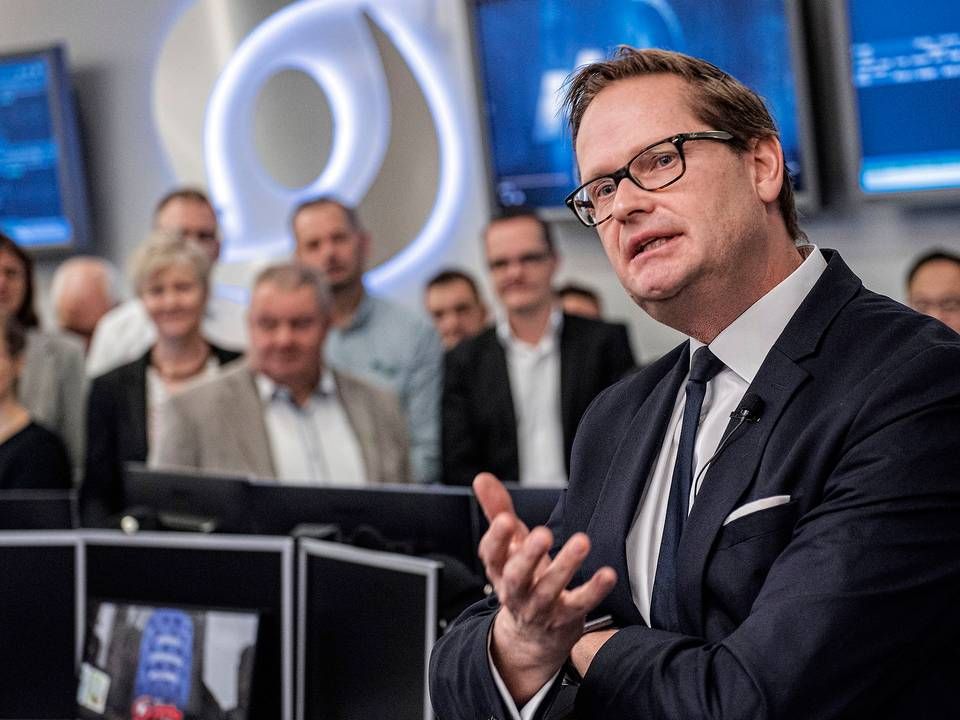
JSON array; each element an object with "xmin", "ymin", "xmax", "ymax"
[{"xmin": 473, "ymin": 473, "xmax": 617, "ymax": 704}]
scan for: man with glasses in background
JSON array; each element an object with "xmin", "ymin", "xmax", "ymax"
[
  {"xmin": 87, "ymin": 188, "xmax": 246, "ymax": 376},
  {"xmin": 906, "ymin": 249, "xmax": 960, "ymax": 333},
  {"xmin": 442, "ymin": 208, "xmax": 634, "ymax": 487},
  {"xmin": 430, "ymin": 48, "xmax": 960, "ymax": 719}
]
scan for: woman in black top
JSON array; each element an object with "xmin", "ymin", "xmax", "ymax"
[
  {"xmin": 0, "ymin": 316, "xmax": 71, "ymax": 490},
  {"xmin": 82, "ymin": 231, "xmax": 241, "ymax": 525}
]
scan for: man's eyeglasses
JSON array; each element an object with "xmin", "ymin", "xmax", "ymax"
[
  {"xmin": 488, "ymin": 250, "xmax": 553, "ymax": 273},
  {"xmin": 565, "ymin": 130, "xmax": 735, "ymax": 227}
]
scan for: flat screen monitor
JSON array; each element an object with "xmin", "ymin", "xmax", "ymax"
[
  {"xmin": 82, "ymin": 531, "xmax": 295, "ymax": 720},
  {"xmin": 839, "ymin": 2, "xmax": 960, "ymax": 197},
  {"xmin": 0, "ymin": 532, "xmax": 78, "ymax": 718},
  {"xmin": 0, "ymin": 45, "xmax": 90, "ymax": 252},
  {"xmin": 297, "ymin": 539, "xmax": 440, "ymax": 720},
  {"xmin": 0, "ymin": 488, "xmax": 77, "ymax": 530},
  {"xmin": 248, "ymin": 482, "xmax": 480, "ymax": 569},
  {"xmin": 123, "ymin": 463, "xmax": 256, "ymax": 534},
  {"xmin": 77, "ymin": 601, "xmax": 259, "ymax": 720},
  {"xmin": 470, "ymin": 0, "xmax": 817, "ymax": 215}
]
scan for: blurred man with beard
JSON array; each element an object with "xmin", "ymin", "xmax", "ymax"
[{"xmin": 290, "ymin": 197, "xmax": 442, "ymax": 483}]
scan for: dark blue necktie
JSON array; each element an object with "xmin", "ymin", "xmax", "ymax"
[{"xmin": 650, "ymin": 346, "xmax": 725, "ymax": 631}]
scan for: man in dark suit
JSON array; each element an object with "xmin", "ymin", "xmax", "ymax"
[
  {"xmin": 429, "ymin": 48, "xmax": 960, "ymax": 719},
  {"xmin": 442, "ymin": 209, "xmax": 635, "ymax": 487}
]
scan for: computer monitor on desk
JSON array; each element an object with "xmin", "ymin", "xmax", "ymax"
[
  {"xmin": 251, "ymin": 480, "xmax": 477, "ymax": 564},
  {"xmin": 123, "ymin": 464, "xmax": 255, "ymax": 533},
  {"xmin": 0, "ymin": 488, "xmax": 77, "ymax": 529},
  {"xmin": 249, "ymin": 482, "xmax": 480, "ymax": 568}
]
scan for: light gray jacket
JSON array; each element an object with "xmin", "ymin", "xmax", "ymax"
[
  {"xmin": 151, "ymin": 360, "xmax": 411, "ymax": 484},
  {"xmin": 21, "ymin": 330, "xmax": 87, "ymax": 470}
]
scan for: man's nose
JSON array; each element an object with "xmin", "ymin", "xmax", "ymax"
[
  {"xmin": 610, "ymin": 176, "xmax": 656, "ymax": 223},
  {"xmin": 274, "ymin": 323, "xmax": 295, "ymax": 345}
]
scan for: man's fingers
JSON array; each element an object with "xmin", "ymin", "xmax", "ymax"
[
  {"xmin": 561, "ymin": 566, "xmax": 618, "ymax": 617},
  {"xmin": 474, "ymin": 472, "xmax": 517, "ymax": 523},
  {"xmin": 525, "ymin": 533, "xmax": 592, "ymax": 610},
  {"xmin": 478, "ymin": 512, "xmax": 520, "ymax": 587},
  {"xmin": 499, "ymin": 526, "xmax": 553, "ymax": 607}
]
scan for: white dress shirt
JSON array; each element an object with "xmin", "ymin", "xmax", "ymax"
[
  {"xmin": 625, "ymin": 245, "xmax": 825, "ymax": 624},
  {"xmin": 494, "ymin": 246, "xmax": 827, "ymax": 720},
  {"xmin": 498, "ymin": 308, "xmax": 567, "ymax": 486},
  {"xmin": 255, "ymin": 370, "xmax": 367, "ymax": 486}
]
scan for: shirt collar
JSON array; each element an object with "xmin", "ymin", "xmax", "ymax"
[
  {"xmin": 693, "ymin": 245, "xmax": 827, "ymax": 383},
  {"xmin": 255, "ymin": 367, "xmax": 336, "ymax": 404},
  {"xmin": 496, "ymin": 306, "xmax": 564, "ymax": 353},
  {"xmin": 341, "ymin": 291, "xmax": 374, "ymax": 332}
]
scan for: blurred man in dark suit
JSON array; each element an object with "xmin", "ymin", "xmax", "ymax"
[{"xmin": 442, "ymin": 209, "xmax": 634, "ymax": 487}]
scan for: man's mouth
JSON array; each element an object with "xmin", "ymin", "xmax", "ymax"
[{"xmin": 641, "ymin": 234, "xmax": 681, "ymax": 254}]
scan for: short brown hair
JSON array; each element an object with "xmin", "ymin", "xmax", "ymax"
[
  {"xmin": 488, "ymin": 207, "xmax": 556, "ymax": 254},
  {"xmin": 153, "ymin": 187, "xmax": 213, "ymax": 219},
  {"xmin": 563, "ymin": 47, "xmax": 805, "ymax": 243},
  {"xmin": 289, "ymin": 196, "xmax": 363, "ymax": 235},
  {"xmin": 426, "ymin": 268, "xmax": 483, "ymax": 303}
]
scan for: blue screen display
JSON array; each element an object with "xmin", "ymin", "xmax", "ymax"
[
  {"xmin": 0, "ymin": 56, "xmax": 73, "ymax": 247},
  {"xmin": 473, "ymin": 0, "xmax": 806, "ymax": 210},
  {"xmin": 848, "ymin": 3, "xmax": 960, "ymax": 194}
]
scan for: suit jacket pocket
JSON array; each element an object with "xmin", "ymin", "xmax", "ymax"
[
  {"xmin": 705, "ymin": 499, "xmax": 800, "ymax": 630},
  {"xmin": 715, "ymin": 499, "xmax": 799, "ymax": 549}
]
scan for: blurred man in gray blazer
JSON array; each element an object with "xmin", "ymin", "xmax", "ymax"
[{"xmin": 152, "ymin": 263, "xmax": 410, "ymax": 485}]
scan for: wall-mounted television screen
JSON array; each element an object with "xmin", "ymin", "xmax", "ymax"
[
  {"xmin": 843, "ymin": 2, "xmax": 960, "ymax": 196},
  {"xmin": 0, "ymin": 44, "xmax": 90, "ymax": 252},
  {"xmin": 470, "ymin": 0, "xmax": 817, "ymax": 216}
]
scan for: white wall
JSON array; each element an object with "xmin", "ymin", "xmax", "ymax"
[{"xmin": 2, "ymin": 0, "xmax": 958, "ymax": 363}]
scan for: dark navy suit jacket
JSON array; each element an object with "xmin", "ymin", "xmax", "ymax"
[
  {"xmin": 429, "ymin": 251, "xmax": 960, "ymax": 719},
  {"xmin": 442, "ymin": 313, "xmax": 635, "ymax": 486}
]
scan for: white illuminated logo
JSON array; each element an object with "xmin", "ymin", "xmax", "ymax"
[{"xmin": 204, "ymin": 0, "xmax": 468, "ymax": 292}]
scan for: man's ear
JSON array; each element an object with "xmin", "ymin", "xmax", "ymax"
[{"xmin": 750, "ymin": 134, "xmax": 785, "ymax": 204}]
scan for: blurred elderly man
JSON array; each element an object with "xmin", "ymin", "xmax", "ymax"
[
  {"xmin": 906, "ymin": 249, "xmax": 960, "ymax": 333},
  {"xmin": 50, "ymin": 256, "xmax": 119, "ymax": 351},
  {"xmin": 152, "ymin": 263, "xmax": 410, "ymax": 485}
]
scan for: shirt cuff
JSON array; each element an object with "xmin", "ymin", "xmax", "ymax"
[{"xmin": 486, "ymin": 622, "xmax": 561, "ymax": 720}]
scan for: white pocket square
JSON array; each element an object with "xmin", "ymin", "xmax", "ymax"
[{"xmin": 722, "ymin": 495, "xmax": 792, "ymax": 526}]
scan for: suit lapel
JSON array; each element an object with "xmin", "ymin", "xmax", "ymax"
[
  {"xmin": 583, "ymin": 344, "xmax": 689, "ymax": 624},
  {"xmin": 124, "ymin": 353, "xmax": 150, "ymax": 459},
  {"xmin": 677, "ymin": 249, "xmax": 862, "ymax": 634},
  {"xmin": 335, "ymin": 371, "xmax": 381, "ymax": 482},
  {"xmin": 224, "ymin": 368, "xmax": 276, "ymax": 479},
  {"xmin": 677, "ymin": 348, "xmax": 808, "ymax": 633},
  {"xmin": 558, "ymin": 315, "xmax": 577, "ymax": 447},
  {"xmin": 488, "ymin": 335, "xmax": 519, "ymax": 466}
]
